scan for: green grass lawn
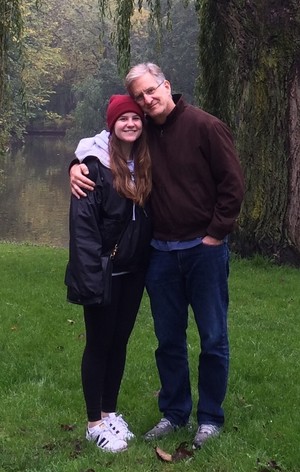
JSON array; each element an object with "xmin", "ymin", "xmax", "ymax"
[{"xmin": 0, "ymin": 243, "xmax": 299, "ymax": 472}]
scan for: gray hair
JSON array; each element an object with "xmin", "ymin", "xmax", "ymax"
[{"xmin": 125, "ymin": 62, "xmax": 166, "ymax": 94}]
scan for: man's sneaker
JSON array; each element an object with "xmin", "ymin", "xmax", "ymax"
[
  {"xmin": 86, "ymin": 421, "xmax": 127, "ymax": 453},
  {"xmin": 144, "ymin": 418, "xmax": 177, "ymax": 441},
  {"xmin": 192, "ymin": 424, "xmax": 221, "ymax": 449},
  {"xmin": 102, "ymin": 412, "xmax": 135, "ymax": 441}
]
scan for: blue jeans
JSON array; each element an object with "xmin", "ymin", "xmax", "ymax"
[{"xmin": 145, "ymin": 243, "xmax": 230, "ymax": 427}]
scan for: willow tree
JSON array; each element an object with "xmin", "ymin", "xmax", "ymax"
[
  {"xmin": 0, "ymin": 0, "xmax": 22, "ymax": 105},
  {"xmin": 101, "ymin": 0, "xmax": 300, "ymax": 264},
  {"xmin": 0, "ymin": 0, "xmax": 23, "ymax": 148},
  {"xmin": 198, "ymin": 1, "xmax": 300, "ymax": 265}
]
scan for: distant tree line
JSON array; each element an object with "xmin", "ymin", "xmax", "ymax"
[{"xmin": 0, "ymin": 0, "xmax": 199, "ymax": 145}]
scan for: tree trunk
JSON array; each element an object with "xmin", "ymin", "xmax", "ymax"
[
  {"xmin": 288, "ymin": 68, "xmax": 300, "ymax": 257},
  {"xmin": 198, "ymin": 0, "xmax": 300, "ymax": 265}
]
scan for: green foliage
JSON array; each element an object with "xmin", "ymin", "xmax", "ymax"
[
  {"xmin": 1, "ymin": 0, "xmax": 112, "ymax": 146},
  {"xmin": 131, "ymin": 0, "xmax": 199, "ymax": 104},
  {"xmin": 68, "ymin": 0, "xmax": 199, "ymax": 137},
  {"xmin": 68, "ymin": 59, "xmax": 125, "ymax": 138},
  {"xmin": 99, "ymin": 0, "xmax": 197, "ymax": 76},
  {"xmin": 115, "ymin": 0, "xmax": 134, "ymax": 74},
  {"xmin": 0, "ymin": 243, "xmax": 300, "ymax": 471},
  {"xmin": 22, "ymin": 0, "xmax": 67, "ymax": 114},
  {"xmin": 1, "ymin": 0, "xmax": 199, "ymax": 144},
  {"xmin": 0, "ymin": 0, "xmax": 23, "ymax": 98},
  {"xmin": 0, "ymin": 0, "xmax": 24, "ymax": 150},
  {"xmin": 28, "ymin": 112, "xmax": 74, "ymax": 133}
]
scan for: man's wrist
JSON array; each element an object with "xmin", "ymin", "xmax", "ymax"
[{"xmin": 68, "ymin": 158, "xmax": 80, "ymax": 174}]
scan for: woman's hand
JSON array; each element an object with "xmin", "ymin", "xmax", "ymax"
[{"xmin": 70, "ymin": 163, "xmax": 95, "ymax": 198}]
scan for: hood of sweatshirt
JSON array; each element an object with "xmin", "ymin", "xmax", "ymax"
[{"xmin": 74, "ymin": 130, "xmax": 110, "ymax": 168}]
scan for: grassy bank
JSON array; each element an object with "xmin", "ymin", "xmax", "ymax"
[{"xmin": 0, "ymin": 242, "xmax": 299, "ymax": 472}]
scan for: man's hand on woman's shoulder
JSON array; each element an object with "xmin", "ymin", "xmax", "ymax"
[{"xmin": 70, "ymin": 163, "xmax": 95, "ymax": 199}]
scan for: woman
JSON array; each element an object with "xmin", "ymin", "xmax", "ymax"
[{"xmin": 65, "ymin": 95, "xmax": 152, "ymax": 453}]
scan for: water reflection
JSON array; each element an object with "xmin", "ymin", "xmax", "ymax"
[{"xmin": 0, "ymin": 136, "xmax": 75, "ymax": 247}]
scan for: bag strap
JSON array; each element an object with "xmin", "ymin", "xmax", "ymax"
[
  {"xmin": 96, "ymin": 160, "xmax": 133, "ymax": 260},
  {"xmin": 110, "ymin": 209, "xmax": 132, "ymax": 260}
]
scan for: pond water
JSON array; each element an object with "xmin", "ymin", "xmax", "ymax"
[{"xmin": 0, "ymin": 136, "xmax": 76, "ymax": 248}]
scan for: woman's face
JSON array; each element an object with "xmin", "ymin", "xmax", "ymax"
[{"xmin": 113, "ymin": 112, "xmax": 143, "ymax": 142}]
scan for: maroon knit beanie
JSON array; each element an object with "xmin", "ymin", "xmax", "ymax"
[{"xmin": 106, "ymin": 95, "xmax": 144, "ymax": 132}]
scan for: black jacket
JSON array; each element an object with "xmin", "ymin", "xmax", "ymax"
[{"xmin": 65, "ymin": 157, "xmax": 152, "ymax": 305}]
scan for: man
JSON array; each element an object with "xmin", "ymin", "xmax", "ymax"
[{"xmin": 70, "ymin": 63, "xmax": 244, "ymax": 449}]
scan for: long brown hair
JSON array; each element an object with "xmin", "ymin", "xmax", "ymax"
[{"xmin": 109, "ymin": 129, "xmax": 152, "ymax": 207}]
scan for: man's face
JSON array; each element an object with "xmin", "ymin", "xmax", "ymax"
[{"xmin": 130, "ymin": 72, "xmax": 175, "ymax": 123}]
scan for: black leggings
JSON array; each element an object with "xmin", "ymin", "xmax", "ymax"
[{"xmin": 81, "ymin": 271, "xmax": 145, "ymax": 422}]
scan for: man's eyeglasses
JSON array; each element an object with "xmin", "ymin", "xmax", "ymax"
[{"xmin": 133, "ymin": 81, "xmax": 165, "ymax": 103}]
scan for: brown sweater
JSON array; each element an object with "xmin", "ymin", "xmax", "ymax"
[{"xmin": 146, "ymin": 95, "xmax": 245, "ymax": 241}]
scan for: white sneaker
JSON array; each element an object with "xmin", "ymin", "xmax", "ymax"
[
  {"xmin": 86, "ymin": 421, "xmax": 127, "ymax": 453},
  {"xmin": 102, "ymin": 412, "xmax": 135, "ymax": 441}
]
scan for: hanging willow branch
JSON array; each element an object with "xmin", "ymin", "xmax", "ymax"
[
  {"xmin": 0, "ymin": 0, "xmax": 23, "ymax": 111},
  {"xmin": 98, "ymin": 0, "xmax": 192, "ymax": 75},
  {"xmin": 115, "ymin": 0, "xmax": 134, "ymax": 74}
]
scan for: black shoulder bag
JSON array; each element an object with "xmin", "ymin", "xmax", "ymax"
[{"xmin": 100, "ymin": 211, "xmax": 132, "ymax": 306}]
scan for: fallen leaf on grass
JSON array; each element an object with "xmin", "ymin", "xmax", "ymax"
[
  {"xmin": 70, "ymin": 439, "xmax": 83, "ymax": 458},
  {"xmin": 155, "ymin": 442, "xmax": 194, "ymax": 463},
  {"xmin": 60, "ymin": 424, "xmax": 76, "ymax": 431},
  {"xmin": 172, "ymin": 442, "xmax": 194, "ymax": 462},
  {"xmin": 267, "ymin": 460, "xmax": 282, "ymax": 470},
  {"xmin": 155, "ymin": 447, "xmax": 172, "ymax": 462},
  {"xmin": 42, "ymin": 442, "xmax": 56, "ymax": 451},
  {"xmin": 257, "ymin": 458, "xmax": 282, "ymax": 471}
]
